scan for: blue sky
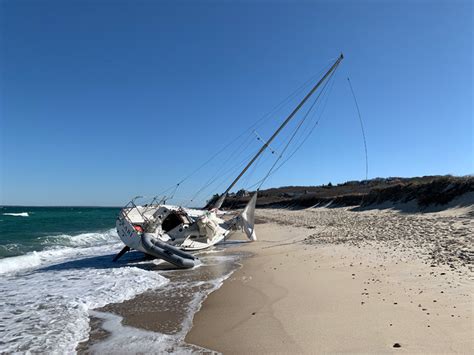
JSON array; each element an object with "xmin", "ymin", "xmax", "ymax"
[{"xmin": 1, "ymin": 0, "xmax": 472, "ymax": 206}]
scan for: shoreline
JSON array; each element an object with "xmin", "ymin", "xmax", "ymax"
[{"xmin": 78, "ymin": 246, "xmax": 250, "ymax": 353}]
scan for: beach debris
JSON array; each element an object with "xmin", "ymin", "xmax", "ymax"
[{"xmin": 393, "ymin": 343, "xmax": 401, "ymax": 348}]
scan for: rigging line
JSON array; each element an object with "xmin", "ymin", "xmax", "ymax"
[
  {"xmin": 278, "ymin": 66, "xmax": 337, "ymax": 164},
  {"xmin": 171, "ymin": 63, "xmax": 333, "ymax": 188},
  {"xmin": 217, "ymin": 56, "xmax": 344, "ymax": 205},
  {"xmin": 256, "ymin": 68, "xmax": 338, "ymax": 190},
  {"xmin": 226, "ymin": 151, "xmax": 267, "ymax": 210},
  {"xmin": 256, "ymin": 97, "xmax": 320, "ymax": 191},
  {"xmin": 341, "ymin": 78, "xmax": 370, "ymax": 244},
  {"xmin": 167, "ymin": 183, "xmax": 180, "ymax": 201},
  {"xmin": 239, "ymin": 147, "xmax": 265, "ymax": 190},
  {"xmin": 198, "ymin": 131, "xmax": 256, "ymax": 189},
  {"xmin": 285, "ymin": 71, "xmax": 335, "ymax": 150},
  {"xmin": 153, "ymin": 184, "xmax": 180, "ymax": 200},
  {"xmin": 243, "ymin": 122, "xmax": 304, "ymax": 191},
  {"xmin": 253, "ymin": 130, "xmax": 277, "ymax": 154},
  {"xmin": 178, "ymin": 119, "xmax": 264, "ymax": 203},
  {"xmin": 212, "ymin": 146, "xmax": 264, "ymax": 185},
  {"xmin": 241, "ymin": 117, "xmax": 306, "ymax": 192},
  {"xmin": 246, "ymin": 60, "xmax": 335, "ymax": 132},
  {"xmin": 246, "ymin": 68, "xmax": 338, "ymax": 191},
  {"xmin": 279, "ymin": 67, "xmax": 338, "ymax": 165},
  {"xmin": 159, "ymin": 61, "xmax": 337, "ymax": 204},
  {"xmin": 153, "ymin": 61, "xmax": 334, "ymax": 203},
  {"xmin": 347, "ymin": 77, "xmax": 369, "ymax": 181},
  {"xmin": 188, "ymin": 144, "xmax": 262, "ymax": 204},
  {"xmin": 176, "ymin": 127, "xmax": 255, "ymax": 187},
  {"xmin": 206, "ymin": 145, "xmax": 266, "ymax": 196},
  {"xmin": 188, "ymin": 133, "xmax": 256, "ymax": 204}
]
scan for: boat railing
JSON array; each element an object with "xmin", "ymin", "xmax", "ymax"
[
  {"xmin": 140, "ymin": 195, "xmax": 166, "ymax": 216},
  {"xmin": 119, "ymin": 195, "xmax": 165, "ymax": 227},
  {"xmin": 119, "ymin": 196, "xmax": 150, "ymax": 226}
]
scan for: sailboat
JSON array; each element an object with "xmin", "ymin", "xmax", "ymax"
[{"xmin": 114, "ymin": 54, "xmax": 344, "ymax": 268}]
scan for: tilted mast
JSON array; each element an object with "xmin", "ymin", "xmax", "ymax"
[{"xmin": 213, "ymin": 54, "xmax": 344, "ymax": 209}]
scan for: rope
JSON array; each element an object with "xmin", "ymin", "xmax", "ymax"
[{"xmin": 347, "ymin": 77, "xmax": 369, "ymax": 181}]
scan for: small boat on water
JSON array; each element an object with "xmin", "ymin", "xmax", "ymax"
[{"xmin": 114, "ymin": 54, "xmax": 344, "ymax": 268}]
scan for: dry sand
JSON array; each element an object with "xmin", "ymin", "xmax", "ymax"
[{"xmin": 185, "ymin": 205, "xmax": 473, "ymax": 353}]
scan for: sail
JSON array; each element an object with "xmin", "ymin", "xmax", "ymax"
[{"xmin": 240, "ymin": 192, "xmax": 257, "ymax": 241}]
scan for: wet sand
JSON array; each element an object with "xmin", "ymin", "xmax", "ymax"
[
  {"xmin": 78, "ymin": 248, "xmax": 249, "ymax": 353},
  {"xmin": 186, "ymin": 205, "xmax": 473, "ymax": 353}
]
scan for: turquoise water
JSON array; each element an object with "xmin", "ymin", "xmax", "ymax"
[{"xmin": 0, "ymin": 206, "xmax": 120, "ymax": 258}]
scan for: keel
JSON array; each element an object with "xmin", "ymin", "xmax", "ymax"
[{"xmin": 113, "ymin": 246, "xmax": 130, "ymax": 262}]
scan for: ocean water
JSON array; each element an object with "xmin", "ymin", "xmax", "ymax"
[
  {"xmin": 0, "ymin": 206, "xmax": 241, "ymax": 353},
  {"xmin": 0, "ymin": 206, "xmax": 121, "ymax": 258}
]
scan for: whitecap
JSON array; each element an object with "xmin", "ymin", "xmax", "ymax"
[{"xmin": 3, "ymin": 212, "xmax": 29, "ymax": 217}]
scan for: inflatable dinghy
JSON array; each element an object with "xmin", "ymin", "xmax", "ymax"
[{"xmin": 142, "ymin": 233, "xmax": 198, "ymax": 269}]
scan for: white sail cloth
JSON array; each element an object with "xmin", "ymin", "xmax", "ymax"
[{"xmin": 240, "ymin": 192, "xmax": 257, "ymax": 241}]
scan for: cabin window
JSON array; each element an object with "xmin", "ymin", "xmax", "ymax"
[{"xmin": 161, "ymin": 211, "xmax": 184, "ymax": 232}]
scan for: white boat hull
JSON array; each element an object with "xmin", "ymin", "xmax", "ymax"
[{"xmin": 115, "ymin": 193, "xmax": 257, "ymax": 266}]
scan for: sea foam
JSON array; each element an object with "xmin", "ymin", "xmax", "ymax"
[
  {"xmin": 0, "ymin": 228, "xmax": 240, "ymax": 353},
  {"xmin": 0, "ymin": 230, "xmax": 169, "ymax": 353},
  {"xmin": 87, "ymin": 259, "xmax": 236, "ymax": 353}
]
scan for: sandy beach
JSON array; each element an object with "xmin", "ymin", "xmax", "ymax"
[
  {"xmin": 79, "ymin": 200, "xmax": 473, "ymax": 353},
  {"xmin": 185, "ymin": 204, "xmax": 473, "ymax": 353}
]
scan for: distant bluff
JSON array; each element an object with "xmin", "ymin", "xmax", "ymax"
[{"xmin": 214, "ymin": 175, "xmax": 474, "ymax": 212}]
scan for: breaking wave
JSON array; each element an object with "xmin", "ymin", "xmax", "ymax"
[
  {"xmin": 0, "ymin": 229, "xmax": 120, "ymax": 275},
  {"xmin": 0, "ymin": 224, "xmax": 242, "ymax": 353},
  {"xmin": 0, "ymin": 229, "xmax": 169, "ymax": 353},
  {"xmin": 40, "ymin": 228, "xmax": 119, "ymax": 248}
]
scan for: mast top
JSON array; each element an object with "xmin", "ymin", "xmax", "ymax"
[{"xmin": 213, "ymin": 54, "xmax": 344, "ymax": 209}]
